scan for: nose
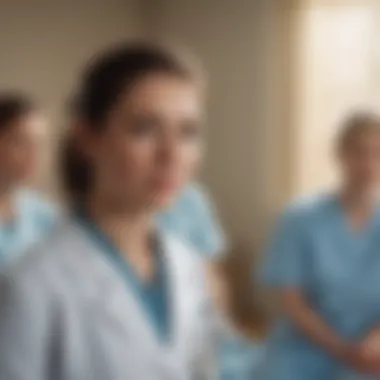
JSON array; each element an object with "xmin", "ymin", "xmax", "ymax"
[{"xmin": 156, "ymin": 132, "xmax": 179, "ymax": 170}]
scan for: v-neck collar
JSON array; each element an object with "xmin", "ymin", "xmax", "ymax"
[
  {"xmin": 74, "ymin": 208, "xmax": 173, "ymax": 344},
  {"xmin": 331, "ymin": 194, "xmax": 380, "ymax": 241}
]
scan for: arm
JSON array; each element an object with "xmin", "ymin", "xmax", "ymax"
[
  {"xmin": 0, "ymin": 272, "xmax": 50, "ymax": 380},
  {"xmin": 262, "ymin": 207, "xmax": 342, "ymax": 355},
  {"xmin": 261, "ymin": 207, "xmax": 379, "ymax": 372},
  {"xmin": 280, "ymin": 288, "xmax": 380, "ymax": 373},
  {"xmin": 280, "ymin": 288, "xmax": 347, "ymax": 357},
  {"xmin": 357, "ymin": 327, "xmax": 380, "ymax": 373}
]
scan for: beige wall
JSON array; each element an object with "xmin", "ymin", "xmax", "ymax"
[
  {"xmin": 293, "ymin": 0, "xmax": 380, "ymax": 196},
  {"xmin": 148, "ymin": 0, "xmax": 292, "ymax": 256},
  {"xmin": 0, "ymin": 0, "xmax": 293, "ymax": 258},
  {"xmin": 0, "ymin": 0, "xmax": 293, "ymax": 320},
  {"xmin": 0, "ymin": 0, "xmax": 143, "ymax": 194}
]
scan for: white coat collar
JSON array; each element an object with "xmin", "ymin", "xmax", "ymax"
[{"xmin": 65, "ymin": 220, "xmax": 196, "ymax": 356}]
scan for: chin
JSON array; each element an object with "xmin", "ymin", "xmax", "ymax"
[
  {"xmin": 15, "ymin": 170, "xmax": 35, "ymax": 184},
  {"xmin": 150, "ymin": 193, "xmax": 177, "ymax": 211},
  {"xmin": 13, "ymin": 176, "xmax": 32, "ymax": 187}
]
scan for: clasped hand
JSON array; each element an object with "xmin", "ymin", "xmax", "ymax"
[{"xmin": 342, "ymin": 329, "xmax": 380, "ymax": 375}]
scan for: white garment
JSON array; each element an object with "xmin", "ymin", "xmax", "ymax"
[{"xmin": 0, "ymin": 220, "xmax": 215, "ymax": 380}]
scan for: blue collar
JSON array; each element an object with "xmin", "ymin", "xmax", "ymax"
[{"xmin": 74, "ymin": 207, "xmax": 171, "ymax": 342}]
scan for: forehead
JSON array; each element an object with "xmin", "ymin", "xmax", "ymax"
[
  {"xmin": 353, "ymin": 126, "xmax": 380, "ymax": 143},
  {"xmin": 115, "ymin": 74, "xmax": 202, "ymax": 118},
  {"xmin": 1, "ymin": 111, "xmax": 47, "ymax": 138}
]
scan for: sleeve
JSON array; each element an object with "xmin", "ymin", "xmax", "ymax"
[
  {"xmin": 0, "ymin": 273, "xmax": 50, "ymax": 380},
  {"xmin": 186, "ymin": 185, "xmax": 227, "ymax": 259},
  {"xmin": 259, "ymin": 207, "xmax": 308, "ymax": 288}
]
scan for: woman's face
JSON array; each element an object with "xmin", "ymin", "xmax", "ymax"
[
  {"xmin": 339, "ymin": 127, "xmax": 380, "ymax": 192},
  {"xmin": 87, "ymin": 73, "xmax": 203, "ymax": 210},
  {"xmin": 0, "ymin": 111, "xmax": 47, "ymax": 189}
]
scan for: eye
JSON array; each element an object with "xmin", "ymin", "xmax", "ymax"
[
  {"xmin": 129, "ymin": 116, "xmax": 158, "ymax": 137},
  {"xmin": 180, "ymin": 120, "xmax": 201, "ymax": 141}
]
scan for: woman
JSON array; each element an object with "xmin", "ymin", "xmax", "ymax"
[
  {"xmin": 68, "ymin": 96, "xmax": 227, "ymax": 272},
  {"xmin": 260, "ymin": 112, "xmax": 380, "ymax": 379},
  {"xmin": 0, "ymin": 94, "xmax": 56, "ymax": 264},
  {"xmin": 0, "ymin": 42, "xmax": 216, "ymax": 380}
]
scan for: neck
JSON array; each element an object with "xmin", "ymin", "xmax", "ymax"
[
  {"xmin": 85, "ymin": 192, "xmax": 154, "ymax": 260},
  {"xmin": 0, "ymin": 188, "xmax": 15, "ymax": 222},
  {"xmin": 340, "ymin": 185, "xmax": 376, "ymax": 210}
]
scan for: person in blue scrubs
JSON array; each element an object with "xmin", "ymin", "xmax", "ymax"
[
  {"xmin": 220, "ymin": 334, "xmax": 265, "ymax": 380},
  {"xmin": 0, "ymin": 94, "xmax": 56, "ymax": 264},
  {"xmin": 157, "ymin": 183, "xmax": 226, "ymax": 257},
  {"xmin": 260, "ymin": 112, "xmax": 380, "ymax": 379}
]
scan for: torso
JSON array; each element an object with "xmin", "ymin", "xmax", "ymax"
[
  {"xmin": 4, "ymin": 220, "xmax": 211, "ymax": 380},
  {"xmin": 293, "ymin": 195, "xmax": 380, "ymax": 338},
  {"xmin": 263, "ymin": 193, "xmax": 380, "ymax": 380}
]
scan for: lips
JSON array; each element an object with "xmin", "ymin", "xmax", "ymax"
[{"xmin": 152, "ymin": 176, "xmax": 182, "ymax": 194}]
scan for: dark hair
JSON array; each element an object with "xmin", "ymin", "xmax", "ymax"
[
  {"xmin": 61, "ymin": 41, "xmax": 201, "ymax": 202},
  {"xmin": 336, "ymin": 111, "xmax": 380, "ymax": 152},
  {"xmin": 0, "ymin": 93, "xmax": 37, "ymax": 132}
]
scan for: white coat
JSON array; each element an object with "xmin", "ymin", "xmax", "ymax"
[{"xmin": 0, "ymin": 220, "xmax": 216, "ymax": 380}]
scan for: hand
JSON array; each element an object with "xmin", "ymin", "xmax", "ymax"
[
  {"xmin": 341, "ymin": 345, "xmax": 379, "ymax": 374},
  {"xmin": 358, "ymin": 329, "xmax": 380, "ymax": 373},
  {"xmin": 334, "ymin": 328, "xmax": 380, "ymax": 374},
  {"xmin": 361, "ymin": 328, "xmax": 380, "ymax": 354}
]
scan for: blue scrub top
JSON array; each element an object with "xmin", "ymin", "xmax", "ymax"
[
  {"xmin": 157, "ymin": 184, "xmax": 226, "ymax": 258},
  {"xmin": 0, "ymin": 189, "xmax": 58, "ymax": 265},
  {"xmin": 220, "ymin": 335, "xmax": 265, "ymax": 380},
  {"xmin": 75, "ymin": 208, "xmax": 171, "ymax": 343},
  {"xmin": 260, "ymin": 193, "xmax": 380, "ymax": 380}
]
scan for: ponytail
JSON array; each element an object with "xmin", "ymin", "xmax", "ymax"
[{"xmin": 60, "ymin": 133, "xmax": 92, "ymax": 203}]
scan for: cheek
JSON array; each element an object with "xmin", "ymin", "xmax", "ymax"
[
  {"xmin": 347, "ymin": 157, "xmax": 380, "ymax": 180},
  {"xmin": 367, "ymin": 158, "xmax": 380, "ymax": 178},
  {"xmin": 0, "ymin": 152, "xmax": 11, "ymax": 174},
  {"xmin": 5, "ymin": 145, "xmax": 38, "ymax": 173},
  {"xmin": 101, "ymin": 140, "xmax": 156, "ymax": 183},
  {"xmin": 176, "ymin": 142, "xmax": 202, "ymax": 180}
]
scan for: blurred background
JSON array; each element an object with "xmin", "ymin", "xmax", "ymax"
[{"xmin": 1, "ymin": 0, "xmax": 379, "ymax": 330}]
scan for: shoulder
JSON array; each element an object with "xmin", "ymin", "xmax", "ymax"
[
  {"xmin": 0, "ymin": 224, "xmax": 86, "ymax": 338},
  {"xmin": 163, "ymin": 183, "xmax": 226, "ymax": 255},
  {"xmin": 1, "ymin": 223, "xmax": 81, "ymax": 293},
  {"xmin": 280, "ymin": 192, "xmax": 334, "ymax": 225},
  {"xmin": 17, "ymin": 188, "xmax": 60, "ymax": 220},
  {"xmin": 172, "ymin": 183, "xmax": 211, "ymax": 212},
  {"xmin": 156, "ymin": 184, "xmax": 209, "ymax": 223}
]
